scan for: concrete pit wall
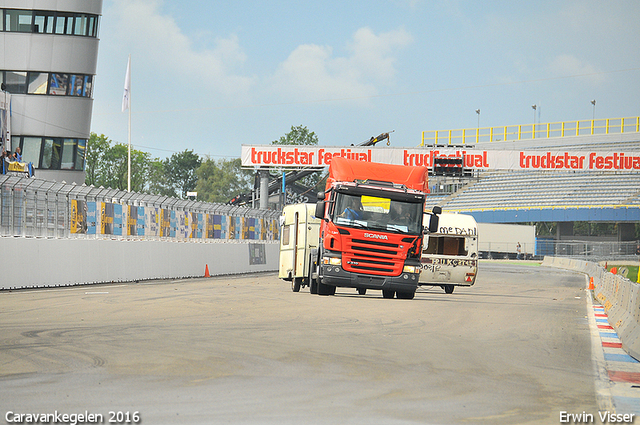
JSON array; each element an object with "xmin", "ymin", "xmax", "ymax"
[
  {"xmin": 0, "ymin": 238, "xmax": 279, "ymax": 289},
  {"xmin": 542, "ymin": 256, "xmax": 640, "ymax": 361}
]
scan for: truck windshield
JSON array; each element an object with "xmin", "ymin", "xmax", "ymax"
[{"xmin": 332, "ymin": 192, "xmax": 422, "ymax": 234}]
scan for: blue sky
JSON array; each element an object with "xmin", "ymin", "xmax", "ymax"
[{"xmin": 90, "ymin": 0, "xmax": 640, "ymax": 160}]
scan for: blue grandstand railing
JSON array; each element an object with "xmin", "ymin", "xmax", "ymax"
[{"xmin": 421, "ymin": 116, "xmax": 640, "ymax": 146}]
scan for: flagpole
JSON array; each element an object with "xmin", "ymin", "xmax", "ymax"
[{"xmin": 127, "ymin": 54, "xmax": 131, "ymax": 192}]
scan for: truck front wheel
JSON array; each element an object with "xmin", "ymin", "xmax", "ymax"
[
  {"xmin": 396, "ymin": 290, "xmax": 415, "ymax": 300},
  {"xmin": 382, "ymin": 290, "xmax": 395, "ymax": 299},
  {"xmin": 316, "ymin": 276, "xmax": 336, "ymax": 296}
]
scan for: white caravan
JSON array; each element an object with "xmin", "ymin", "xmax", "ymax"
[
  {"xmin": 419, "ymin": 212, "xmax": 478, "ymax": 294},
  {"xmin": 278, "ymin": 203, "xmax": 321, "ymax": 292}
]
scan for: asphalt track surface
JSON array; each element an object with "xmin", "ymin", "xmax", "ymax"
[{"xmin": 0, "ymin": 262, "xmax": 602, "ymax": 424}]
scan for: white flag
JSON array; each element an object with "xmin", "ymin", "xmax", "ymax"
[{"xmin": 122, "ymin": 55, "xmax": 131, "ymax": 112}]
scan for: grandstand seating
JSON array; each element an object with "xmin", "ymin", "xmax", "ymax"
[
  {"xmin": 425, "ymin": 132, "xmax": 640, "ymax": 219},
  {"xmin": 437, "ymin": 170, "xmax": 640, "ymax": 211}
]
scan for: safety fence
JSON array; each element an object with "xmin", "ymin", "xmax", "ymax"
[
  {"xmin": 0, "ymin": 175, "xmax": 281, "ymax": 242},
  {"xmin": 536, "ymin": 239, "xmax": 640, "ymax": 262},
  {"xmin": 421, "ymin": 116, "xmax": 640, "ymax": 146},
  {"xmin": 543, "ymin": 256, "xmax": 640, "ymax": 361}
]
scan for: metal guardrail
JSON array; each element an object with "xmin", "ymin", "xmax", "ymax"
[
  {"xmin": 538, "ymin": 240, "xmax": 640, "ymax": 262},
  {"xmin": 0, "ymin": 175, "xmax": 281, "ymax": 242},
  {"xmin": 421, "ymin": 116, "xmax": 640, "ymax": 146}
]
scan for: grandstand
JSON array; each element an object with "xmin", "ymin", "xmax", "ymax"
[{"xmin": 425, "ymin": 127, "xmax": 640, "ymax": 243}]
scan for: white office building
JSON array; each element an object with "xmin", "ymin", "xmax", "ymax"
[{"xmin": 0, "ymin": 0, "xmax": 102, "ymax": 184}]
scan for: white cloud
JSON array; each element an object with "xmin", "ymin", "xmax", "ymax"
[
  {"xmin": 547, "ymin": 54, "xmax": 604, "ymax": 83},
  {"xmin": 111, "ymin": 0, "xmax": 254, "ymax": 100},
  {"xmin": 270, "ymin": 27, "xmax": 413, "ymax": 102}
]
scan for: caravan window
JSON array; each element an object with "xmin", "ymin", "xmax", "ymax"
[
  {"xmin": 282, "ymin": 225, "xmax": 290, "ymax": 246},
  {"xmin": 424, "ymin": 236, "xmax": 468, "ymax": 256}
]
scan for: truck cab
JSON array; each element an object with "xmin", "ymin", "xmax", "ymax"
[
  {"xmin": 419, "ymin": 212, "xmax": 478, "ymax": 294},
  {"xmin": 314, "ymin": 179, "xmax": 427, "ymax": 299}
]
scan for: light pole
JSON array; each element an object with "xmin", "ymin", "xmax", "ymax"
[
  {"xmin": 531, "ymin": 105, "xmax": 537, "ymax": 138},
  {"xmin": 591, "ymin": 99, "xmax": 596, "ymax": 120},
  {"xmin": 475, "ymin": 109, "xmax": 481, "ymax": 143}
]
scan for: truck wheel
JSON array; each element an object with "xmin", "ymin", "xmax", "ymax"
[
  {"xmin": 291, "ymin": 278, "xmax": 302, "ymax": 292},
  {"xmin": 396, "ymin": 291, "xmax": 415, "ymax": 300},
  {"xmin": 382, "ymin": 290, "xmax": 395, "ymax": 299},
  {"xmin": 317, "ymin": 278, "xmax": 336, "ymax": 296},
  {"xmin": 357, "ymin": 288, "xmax": 367, "ymax": 295},
  {"xmin": 310, "ymin": 277, "xmax": 318, "ymax": 294},
  {"xmin": 444, "ymin": 285, "xmax": 454, "ymax": 294}
]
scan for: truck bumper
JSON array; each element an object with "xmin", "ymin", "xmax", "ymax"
[{"xmin": 319, "ymin": 264, "xmax": 419, "ymax": 292}]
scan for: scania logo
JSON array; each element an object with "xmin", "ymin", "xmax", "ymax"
[{"xmin": 363, "ymin": 233, "xmax": 388, "ymax": 240}]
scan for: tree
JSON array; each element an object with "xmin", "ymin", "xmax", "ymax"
[
  {"xmin": 164, "ymin": 149, "xmax": 201, "ymax": 198},
  {"xmin": 85, "ymin": 132, "xmax": 153, "ymax": 193},
  {"xmin": 146, "ymin": 159, "xmax": 174, "ymax": 197},
  {"xmin": 271, "ymin": 125, "xmax": 323, "ymax": 189},
  {"xmin": 195, "ymin": 157, "xmax": 253, "ymax": 203},
  {"xmin": 272, "ymin": 125, "xmax": 319, "ymax": 146},
  {"xmin": 85, "ymin": 133, "xmax": 111, "ymax": 187}
]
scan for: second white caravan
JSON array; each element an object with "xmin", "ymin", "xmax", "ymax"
[{"xmin": 419, "ymin": 212, "xmax": 478, "ymax": 294}]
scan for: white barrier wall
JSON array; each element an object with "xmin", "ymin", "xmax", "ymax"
[
  {"xmin": 0, "ymin": 238, "xmax": 279, "ymax": 289},
  {"xmin": 542, "ymin": 256, "xmax": 640, "ymax": 361}
]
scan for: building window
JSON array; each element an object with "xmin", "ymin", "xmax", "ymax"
[
  {"xmin": 61, "ymin": 139, "xmax": 76, "ymax": 169},
  {"xmin": 69, "ymin": 75, "xmax": 83, "ymax": 96},
  {"xmin": 33, "ymin": 11, "xmax": 55, "ymax": 34},
  {"xmin": 16, "ymin": 136, "xmax": 87, "ymax": 171},
  {"xmin": 2, "ymin": 9, "xmax": 99, "ymax": 37},
  {"xmin": 27, "ymin": 72, "xmax": 48, "ymax": 94},
  {"xmin": 5, "ymin": 9, "xmax": 32, "ymax": 33},
  {"xmin": 1, "ymin": 71, "xmax": 94, "ymax": 98},
  {"xmin": 75, "ymin": 139, "xmax": 86, "ymax": 170},
  {"xmin": 5, "ymin": 71, "xmax": 27, "ymax": 93},
  {"xmin": 49, "ymin": 73, "xmax": 69, "ymax": 95},
  {"xmin": 41, "ymin": 138, "xmax": 62, "ymax": 169},
  {"xmin": 21, "ymin": 137, "xmax": 42, "ymax": 167},
  {"xmin": 83, "ymin": 75, "xmax": 93, "ymax": 97}
]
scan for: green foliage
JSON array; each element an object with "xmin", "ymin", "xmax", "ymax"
[
  {"xmin": 271, "ymin": 125, "xmax": 322, "ymax": 189},
  {"xmin": 195, "ymin": 157, "xmax": 254, "ymax": 203},
  {"xmin": 85, "ymin": 133, "xmax": 201, "ymax": 197},
  {"xmin": 163, "ymin": 149, "xmax": 202, "ymax": 198},
  {"xmin": 272, "ymin": 125, "xmax": 318, "ymax": 146},
  {"xmin": 85, "ymin": 133, "xmax": 151, "ymax": 192},
  {"xmin": 606, "ymin": 265, "xmax": 639, "ymax": 283}
]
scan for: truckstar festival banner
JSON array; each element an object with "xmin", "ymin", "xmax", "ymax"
[{"xmin": 241, "ymin": 145, "xmax": 640, "ymax": 171}]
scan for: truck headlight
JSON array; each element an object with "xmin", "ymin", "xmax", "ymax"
[
  {"xmin": 403, "ymin": 265, "xmax": 418, "ymax": 274},
  {"xmin": 323, "ymin": 257, "xmax": 341, "ymax": 266}
]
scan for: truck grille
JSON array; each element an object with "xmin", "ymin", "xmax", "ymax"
[{"xmin": 343, "ymin": 237, "xmax": 403, "ymax": 276}]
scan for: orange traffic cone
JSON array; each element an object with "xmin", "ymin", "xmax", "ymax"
[
  {"xmin": 204, "ymin": 264, "xmax": 210, "ymax": 277},
  {"xmin": 588, "ymin": 276, "xmax": 594, "ymax": 290}
]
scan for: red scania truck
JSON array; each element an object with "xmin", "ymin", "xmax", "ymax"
[{"xmin": 305, "ymin": 157, "xmax": 439, "ymax": 299}]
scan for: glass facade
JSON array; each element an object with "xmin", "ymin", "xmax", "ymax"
[
  {"xmin": 1, "ymin": 8, "xmax": 99, "ymax": 37},
  {"xmin": 1, "ymin": 71, "xmax": 93, "ymax": 98},
  {"xmin": 1, "ymin": 5, "xmax": 101, "ymax": 177},
  {"xmin": 15, "ymin": 136, "xmax": 86, "ymax": 171}
]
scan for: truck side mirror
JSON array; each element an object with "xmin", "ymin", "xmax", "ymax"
[
  {"xmin": 429, "ymin": 214, "xmax": 439, "ymax": 233},
  {"xmin": 432, "ymin": 206, "xmax": 442, "ymax": 215},
  {"xmin": 315, "ymin": 201, "xmax": 325, "ymax": 219},
  {"xmin": 424, "ymin": 213, "xmax": 439, "ymax": 234},
  {"xmin": 317, "ymin": 191, "xmax": 326, "ymax": 202}
]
